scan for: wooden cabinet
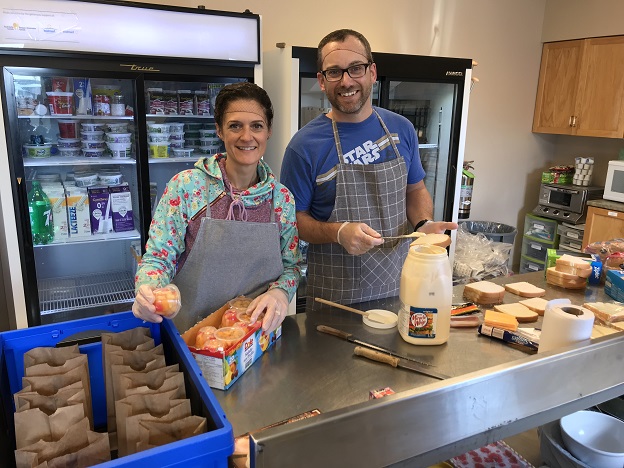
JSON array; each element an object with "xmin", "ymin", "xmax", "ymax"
[
  {"xmin": 582, "ymin": 205, "xmax": 624, "ymax": 248},
  {"xmin": 533, "ymin": 36, "xmax": 624, "ymax": 138}
]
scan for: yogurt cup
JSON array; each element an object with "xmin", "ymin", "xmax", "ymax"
[
  {"xmin": 106, "ymin": 132, "xmax": 132, "ymax": 144},
  {"xmin": 147, "ymin": 132, "xmax": 170, "ymax": 143},
  {"xmin": 74, "ymin": 173, "xmax": 99, "ymax": 187},
  {"xmin": 106, "ymin": 122, "xmax": 129, "ymax": 133},
  {"xmin": 168, "ymin": 122, "xmax": 185, "ymax": 132},
  {"xmin": 23, "ymin": 144, "xmax": 52, "ymax": 158},
  {"xmin": 106, "ymin": 142, "xmax": 132, "ymax": 159},
  {"xmin": 82, "ymin": 148, "xmax": 106, "ymax": 158},
  {"xmin": 58, "ymin": 148, "xmax": 82, "ymax": 157},
  {"xmin": 46, "ymin": 92, "xmax": 73, "ymax": 115},
  {"xmin": 57, "ymin": 138, "xmax": 81, "ymax": 149},
  {"xmin": 147, "ymin": 123, "xmax": 170, "ymax": 133},
  {"xmin": 82, "ymin": 140, "xmax": 106, "ymax": 149},
  {"xmin": 149, "ymin": 142, "xmax": 169, "ymax": 158},
  {"xmin": 81, "ymin": 123, "xmax": 106, "ymax": 132},
  {"xmin": 199, "ymin": 129, "xmax": 217, "ymax": 138},
  {"xmin": 81, "ymin": 130, "xmax": 104, "ymax": 141},
  {"xmin": 172, "ymin": 147, "xmax": 194, "ymax": 157},
  {"xmin": 169, "ymin": 139, "xmax": 185, "ymax": 149},
  {"xmin": 169, "ymin": 132, "xmax": 185, "ymax": 141}
]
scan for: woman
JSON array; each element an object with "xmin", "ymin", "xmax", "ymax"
[{"xmin": 132, "ymin": 82, "xmax": 302, "ymax": 333}]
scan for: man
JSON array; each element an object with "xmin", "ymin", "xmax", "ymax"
[{"xmin": 280, "ymin": 29, "xmax": 457, "ymax": 304}]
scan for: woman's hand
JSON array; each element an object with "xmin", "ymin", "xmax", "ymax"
[
  {"xmin": 418, "ymin": 221, "xmax": 458, "ymax": 234},
  {"xmin": 247, "ymin": 288, "xmax": 289, "ymax": 333},
  {"xmin": 132, "ymin": 284, "xmax": 163, "ymax": 323}
]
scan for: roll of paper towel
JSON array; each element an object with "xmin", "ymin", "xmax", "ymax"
[{"xmin": 538, "ymin": 299, "xmax": 595, "ymax": 354}]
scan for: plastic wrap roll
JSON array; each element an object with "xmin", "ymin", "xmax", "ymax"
[{"xmin": 538, "ymin": 299, "xmax": 595, "ymax": 354}]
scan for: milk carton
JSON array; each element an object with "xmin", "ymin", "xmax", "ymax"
[
  {"xmin": 109, "ymin": 184, "xmax": 134, "ymax": 232},
  {"xmin": 40, "ymin": 183, "xmax": 68, "ymax": 243},
  {"xmin": 65, "ymin": 186, "xmax": 91, "ymax": 239},
  {"xmin": 88, "ymin": 186, "xmax": 112, "ymax": 234}
]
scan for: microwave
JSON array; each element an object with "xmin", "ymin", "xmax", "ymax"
[{"xmin": 604, "ymin": 160, "xmax": 624, "ymax": 203}]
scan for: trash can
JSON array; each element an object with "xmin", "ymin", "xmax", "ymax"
[{"xmin": 459, "ymin": 220, "xmax": 517, "ymax": 244}]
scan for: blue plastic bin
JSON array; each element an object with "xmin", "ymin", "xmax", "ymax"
[{"xmin": 0, "ymin": 312, "xmax": 233, "ymax": 467}]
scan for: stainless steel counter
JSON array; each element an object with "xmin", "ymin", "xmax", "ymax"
[{"xmin": 214, "ymin": 272, "xmax": 624, "ymax": 467}]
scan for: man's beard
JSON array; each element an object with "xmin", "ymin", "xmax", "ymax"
[{"xmin": 328, "ymin": 83, "xmax": 372, "ymax": 115}]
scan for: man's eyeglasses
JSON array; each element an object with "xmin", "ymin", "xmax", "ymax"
[{"xmin": 320, "ymin": 62, "xmax": 372, "ymax": 82}]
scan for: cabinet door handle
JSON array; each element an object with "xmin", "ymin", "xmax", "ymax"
[
  {"xmin": 568, "ymin": 116, "xmax": 573, "ymax": 127},
  {"xmin": 571, "ymin": 116, "xmax": 577, "ymax": 127}
]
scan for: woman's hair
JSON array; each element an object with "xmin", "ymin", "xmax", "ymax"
[
  {"xmin": 317, "ymin": 29, "xmax": 374, "ymax": 71},
  {"xmin": 214, "ymin": 81, "xmax": 274, "ymax": 129}
]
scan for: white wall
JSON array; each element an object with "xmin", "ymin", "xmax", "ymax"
[{"xmin": 135, "ymin": 0, "xmax": 552, "ymax": 270}]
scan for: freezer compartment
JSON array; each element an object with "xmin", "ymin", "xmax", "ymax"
[{"xmin": 0, "ymin": 312, "xmax": 234, "ymax": 467}]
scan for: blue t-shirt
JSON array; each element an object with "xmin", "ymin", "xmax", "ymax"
[{"xmin": 280, "ymin": 107, "xmax": 425, "ymax": 221}]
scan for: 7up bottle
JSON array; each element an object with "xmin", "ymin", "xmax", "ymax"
[{"xmin": 28, "ymin": 180, "xmax": 54, "ymax": 245}]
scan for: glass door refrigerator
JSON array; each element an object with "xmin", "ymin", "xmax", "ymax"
[{"xmin": 0, "ymin": 0, "xmax": 260, "ymax": 328}]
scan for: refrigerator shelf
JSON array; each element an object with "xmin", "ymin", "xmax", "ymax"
[
  {"xmin": 148, "ymin": 157, "xmax": 203, "ymax": 164},
  {"xmin": 38, "ymin": 270, "xmax": 135, "ymax": 315},
  {"xmin": 18, "ymin": 115, "xmax": 133, "ymax": 120},
  {"xmin": 33, "ymin": 229, "xmax": 141, "ymax": 247},
  {"xmin": 24, "ymin": 156, "xmax": 137, "ymax": 166},
  {"xmin": 146, "ymin": 114, "xmax": 215, "ymax": 119},
  {"xmin": 419, "ymin": 143, "xmax": 438, "ymax": 149}
]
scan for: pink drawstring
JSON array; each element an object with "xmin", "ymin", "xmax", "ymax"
[{"xmin": 226, "ymin": 194, "xmax": 248, "ymax": 221}]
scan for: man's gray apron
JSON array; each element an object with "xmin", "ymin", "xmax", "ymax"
[
  {"xmin": 172, "ymin": 187, "xmax": 283, "ymax": 332},
  {"xmin": 306, "ymin": 110, "xmax": 410, "ymax": 304}
]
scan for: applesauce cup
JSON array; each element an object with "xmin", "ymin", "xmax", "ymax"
[{"xmin": 152, "ymin": 284, "xmax": 181, "ymax": 317}]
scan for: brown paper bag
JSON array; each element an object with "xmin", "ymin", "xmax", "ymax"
[
  {"xmin": 15, "ymin": 417, "xmax": 109, "ymax": 468},
  {"xmin": 107, "ymin": 355, "xmax": 168, "ymax": 444},
  {"xmin": 102, "ymin": 338, "xmax": 159, "ymax": 438},
  {"xmin": 43, "ymin": 430, "xmax": 110, "ymax": 468},
  {"xmin": 14, "ymin": 385, "xmax": 86, "ymax": 418},
  {"xmin": 136, "ymin": 416, "xmax": 207, "ymax": 453},
  {"xmin": 23, "ymin": 354, "xmax": 92, "ymax": 428},
  {"xmin": 23, "ymin": 345, "xmax": 80, "ymax": 368},
  {"xmin": 115, "ymin": 390, "xmax": 191, "ymax": 457},
  {"xmin": 117, "ymin": 365, "xmax": 186, "ymax": 402},
  {"xmin": 21, "ymin": 366, "xmax": 93, "ymax": 427},
  {"xmin": 14, "ymin": 405, "xmax": 84, "ymax": 449}
]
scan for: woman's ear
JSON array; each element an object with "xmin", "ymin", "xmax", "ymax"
[{"xmin": 215, "ymin": 125, "xmax": 223, "ymax": 140}]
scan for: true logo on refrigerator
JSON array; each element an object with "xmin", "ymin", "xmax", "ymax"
[{"xmin": 120, "ymin": 64, "xmax": 160, "ymax": 72}]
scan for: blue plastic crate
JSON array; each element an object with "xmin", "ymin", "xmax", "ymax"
[{"xmin": 0, "ymin": 312, "xmax": 233, "ymax": 467}]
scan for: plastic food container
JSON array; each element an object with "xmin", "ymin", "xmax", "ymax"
[
  {"xmin": 82, "ymin": 148, "xmax": 106, "ymax": 158},
  {"xmin": 153, "ymin": 284, "xmax": 181, "ymax": 317},
  {"xmin": 57, "ymin": 137, "xmax": 81, "ymax": 148},
  {"xmin": 147, "ymin": 132, "xmax": 170, "ymax": 143},
  {"xmin": 46, "ymin": 91, "xmax": 74, "ymax": 115},
  {"xmin": 98, "ymin": 172, "xmax": 123, "ymax": 185},
  {"xmin": 149, "ymin": 142, "xmax": 169, "ymax": 158},
  {"xmin": 81, "ymin": 130, "xmax": 104, "ymax": 141},
  {"xmin": 184, "ymin": 122, "xmax": 204, "ymax": 131},
  {"xmin": 185, "ymin": 138, "xmax": 200, "ymax": 146},
  {"xmin": 228, "ymin": 296, "xmax": 253, "ymax": 312},
  {"xmin": 58, "ymin": 119, "xmax": 80, "ymax": 138},
  {"xmin": 0, "ymin": 312, "xmax": 234, "ymax": 467},
  {"xmin": 107, "ymin": 122, "xmax": 129, "ymax": 133},
  {"xmin": 81, "ymin": 140, "xmax": 106, "ymax": 149},
  {"xmin": 169, "ymin": 139, "xmax": 185, "ymax": 149},
  {"xmin": 214, "ymin": 326, "xmax": 245, "ymax": 349},
  {"xmin": 169, "ymin": 132, "xmax": 185, "ymax": 141},
  {"xmin": 106, "ymin": 132, "xmax": 132, "ymax": 144},
  {"xmin": 172, "ymin": 148, "xmax": 194, "ymax": 158},
  {"xmin": 36, "ymin": 173, "xmax": 61, "ymax": 182},
  {"xmin": 23, "ymin": 144, "xmax": 52, "ymax": 158},
  {"xmin": 74, "ymin": 172, "xmax": 99, "ymax": 187},
  {"xmin": 81, "ymin": 123, "xmax": 106, "ymax": 132},
  {"xmin": 199, "ymin": 129, "xmax": 218, "ymax": 138},
  {"xmin": 106, "ymin": 142, "xmax": 132, "ymax": 159},
  {"xmin": 168, "ymin": 122, "xmax": 185, "ymax": 132},
  {"xmin": 147, "ymin": 123, "xmax": 170, "ymax": 133},
  {"xmin": 58, "ymin": 148, "xmax": 82, "ymax": 157}
]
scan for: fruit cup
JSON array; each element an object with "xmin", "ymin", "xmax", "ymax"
[
  {"xmin": 153, "ymin": 284, "xmax": 181, "ymax": 317},
  {"xmin": 220, "ymin": 308, "xmax": 240, "ymax": 328}
]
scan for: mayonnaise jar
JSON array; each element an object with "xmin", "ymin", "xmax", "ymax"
[{"xmin": 398, "ymin": 244, "xmax": 452, "ymax": 345}]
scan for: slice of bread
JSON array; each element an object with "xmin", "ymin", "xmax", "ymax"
[
  {"xmin": 519, "ymin": 297, "xmax": 549, "ymax": 315},
  {"xmin": 583, "ymin": 302, "xmax": 624, "ymax": 324},
  {"xmin": 494, "ymin": 303, "xmax": 539, "ymax": 323},
  {"xmin": 410, "ymin": 233, "xmax": 451, "ymax": 249},
  {"xmin": 546, "ymin": 267, "xmax": 587, "ymax": 289},
  {"xmin": 591, "ymin": 323, "xmax": 620, "ymax": 338},
  {"xmin": 483, "ymin": 309, "xmax": 519, "ymax": 331},
  {"xmin": 463, "ymin": 281, "xmax": 506, "ymax": 305},
  {"xmin": 504, "ymin": 281, "xmax": 546, "ymax": 298},
  {"xmin": 555, "ymin": 254, "xmax": 592, "ymax": 278}
]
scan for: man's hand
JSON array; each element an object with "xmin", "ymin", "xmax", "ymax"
[
  {"xmin": 337, "ymin": 222, "xmax": 384, "ymax": 255},
  {"xmin": 417, "ymin": 221, "xmax": 458, "ymax": 234}
]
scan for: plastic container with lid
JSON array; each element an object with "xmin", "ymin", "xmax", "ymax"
[
  {"xmin": 81, "ymin": 140, "xmax": 106, "ymax": 149},
  {"xmin": 149, "ymin": 141, "xmax": 169, "ymax": 158},
  {"xmin": 147, "ymin": 123, "xmax": 171, "ymax": 133},
  {"xmin": 82, "ymin": 148, "xmax": 106, "ymax": 158},
  {"xmin": 105, "ymin": 132, "xmax": 132, "ymax": 144},
  {"xmin": 74, "ymin": 172, "xmax": 99, "ymax": 187},
  {"xmin": 398, "ymin": 244, "xmax": 452, "ymax": 345},
  {"xmin": 153, "ymin": 283, "xmax": 181, "ymax": 317},
  {"xmin": 81, "ymin": 130, "xmax": 104, "ymax": 141},
  {"xmin": 58, "ymin": 148, "xmax": 82, "ymax": 157},
  {"xmin": 214, "ymin": 326, "xmax": 245, "ymax": 349},
  {"xmin": 81, "ymin": 122, "xmax": 105, "ymax": 132},
  {"xmin": 168, "ymin": 122, "xmax": 185, "ymax": 133},
  {"xmin": 23, "ymin": 144, "xmax": 52, "ymax": 158},
  {"xmin": 98, "ymin": 172, "xmax": 123, "ymax": 185},
  {"xmin": 106, "ymin": 141, "xmax": 132, "ymax": 159},
  {"xmin": 147, "ymin": 132, "xmax": 170, "ymax": 143},
  {"xmin": 172, "ymin": 147, "xmax": 194, "ymax": 158},
  {"xmin": 57, "ymin": 138, "xmax": 81, "ymax": 148},
  {"xmin": 106, "ymin": 122, "xmax": 129, "ymax": 133},
  {"xmin": 169, "ymin": 139, "xmax": 185, "ymax": 149},
  {"xmin": 46, "ymin": 91, "xmax": 73, "ymax": 115},
  {"xmin": 58, "ymin": 119, "xmax": 80, "ymax": 138}
]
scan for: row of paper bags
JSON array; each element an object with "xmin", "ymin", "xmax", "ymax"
[{"xmin": 12, "ymin": 326, "xmax": 207, "ymax": 467}]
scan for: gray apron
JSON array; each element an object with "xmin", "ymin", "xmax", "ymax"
[
  {"xmin": 306, "ymin": 110, "xmax": 410, "ymax": 304},
  {"xmin": 171, "ymin": 187, "xmax": 284, "ymax": 332}
]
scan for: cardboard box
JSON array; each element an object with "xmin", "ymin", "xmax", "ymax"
[
  {"xmin": 65, "ymin": 186, "xmax": 92, "ymax": 238},
  {"xmin": 181, "ymin": 304, "xmax": 281, "ymax": 390},
  {"xmin": 604, "ymin": 269, "xmax": 624, "ymax": 302}
]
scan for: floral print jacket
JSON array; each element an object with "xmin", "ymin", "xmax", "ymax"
[{"xmin": 135, "ymin": 155, "xmax": 302, "ymax": 301}]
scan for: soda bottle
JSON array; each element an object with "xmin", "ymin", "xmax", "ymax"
[{"xmin": 28, "ymin": 180, "xmax": 54, "ymax": 245}]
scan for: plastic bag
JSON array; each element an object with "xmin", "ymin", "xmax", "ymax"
[{"xmin": 453, "ymin": 225, "xmax": 512, "ymax": 284}]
